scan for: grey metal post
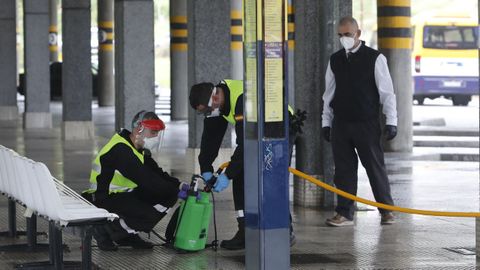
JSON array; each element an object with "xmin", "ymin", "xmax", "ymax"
[
  {"xmin": 115, "ymin": 0, "xmax": 156, "ymax": 130},
  {"xmin": 23, "ymin": 0, "xmax": 52, "ymax": 129},
  {"xmin": 98, "ymin": 0, "xmax": 115, "ymax": 107},
  {"xmin": 244, "ymin": 0, "xmax": 290, "ymax": 268},
  {"xmin": 476, "ymin": 0, "xmax": 479, "ymax": 260},
  {"xmin": 377, "ymin": 1, "xmax": 413, "ymax": 152},
  {"xmin": 187, "ymin": 0, "xmax": 231, "ymax": 173},
  {"xmin": 294, "ymin": 0, "xmax": 351, "ymax": 208},
  {"xmin": 170, "ymin": 0, "xmax": 188, "ymax": 120},
  {"xmin": 0, "ymin": 0, "xmax": 18, "ymax": 120},
  {"xmin": 49, "ymin": 0, "xmax": 58, "ymax": 62},
  {"xmin": 230, "ymin": 0, "xmax": 242, "ymax": 80},
  {"xmin": 287, "ymin": 0, "xmax": 294, "ymax": 106},
  {"xmin": 62, "ymin": 0, "xmax": 94, "ymax": 140}
]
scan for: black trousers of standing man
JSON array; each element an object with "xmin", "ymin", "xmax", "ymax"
[{"xmin": 331, "ymin": 118, "xmax": 394, "ymax": 220}]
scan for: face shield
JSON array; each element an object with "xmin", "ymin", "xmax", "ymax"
[{"xmin": 137, "ymin": 119, "xmax": 166, "ymax": 153}]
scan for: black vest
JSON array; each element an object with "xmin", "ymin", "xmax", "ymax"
[{"xmin": 330, "ymin": 42, "xmax": 381, "ymax": 122}]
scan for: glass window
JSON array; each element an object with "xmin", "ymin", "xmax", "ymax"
[{"xmin": 423, "ymin": 25, "xmax": 478, "ymax": 49}]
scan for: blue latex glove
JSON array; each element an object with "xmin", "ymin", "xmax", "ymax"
[
  {"xmin": 177, "ymin": 182, "xmax": 190, "ymax": 200},
  {"xmin": 213, "ymin": 173, "xmax": 230, "ymax": 192},
  {"xmin": 201, "ymin": 172, "xmax": 213, "ymax": 183}
]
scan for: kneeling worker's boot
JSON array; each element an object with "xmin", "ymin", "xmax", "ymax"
[
  {"xmin": 93, "ymin": 225, "xmax": 118, "ymax": 251},
  {"xmin": 116, "ymin": 234, "xmax": 154, "ymax": 249},
  {"xmin": 220, "ymin": 217, "xmax": 245, "ymax": 250}
]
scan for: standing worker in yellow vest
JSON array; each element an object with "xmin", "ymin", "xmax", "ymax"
[
  {"xmin": 189, "ymin": 80, "xmax": 299, "ymax": 250},
  {"xmin": 83, "ymin": 110, "xmax": 185, "ymax": 251}
]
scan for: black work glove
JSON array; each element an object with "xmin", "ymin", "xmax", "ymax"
[
  {"xmin": 289, "ymin": 109, "xmax": 307, "ymax": 135},
  {"xmin": 384, "ymin": 125, "xmax": 397, "ymax": 141},
  {"xmin": 322, "ymin": 127, "xmax": 331, "ymax": 142}
]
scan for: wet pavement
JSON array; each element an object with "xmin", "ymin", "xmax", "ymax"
[{"xmin": 0, "ymin": 100, "xmax": 478, "ymax": 269}]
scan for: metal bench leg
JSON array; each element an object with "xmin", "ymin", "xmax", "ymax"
[
  {"xmin": 81, "ymin": 226, "xmax": 93, "ymax": 270},
  {"xmin": 0, "ymin": 200, "xmax": 47, "ymax": 239},
  {"xmin": 0, "ymin": 214, "xmax": 49, "ymax": 252},
  {"xmin": 52, "ymin": 223, "xmax": 63, "ymax": 270},
  {"xmin": 7, "ymin": 199, "xmax": 16, "ymax": 237}
]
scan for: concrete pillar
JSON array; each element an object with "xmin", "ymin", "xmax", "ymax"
[
  {"xmin": 98, "ymin": 0, "xmax": 115, "ymax": 106},
  {"xmin": 23, "ymin": 0, "xmax": 52, "ymax": 129},
  {"xmin": 294, "ymin": 0, "xmax": 351, "ymax": 208},
  {"xmin": 187, "ymin": 0, "xmax": 231, "ymax": 174},
  {"xmin": 170, "ymin": 0, "xmax": 188, "ymax": 120},
  {"xmin": 287, "ymin": 0, "xmax": 294, "ymax": 105},
  {"xmin": 49, "ymin": 0, "xmax": 58, "ymax": 62},
  {"xmin": 377, "ymin": 0, "xmax": 413, "ymax": 152},
  {"xmin": 115, "ymin": 0, "xmax": 155, "ymax": 130},
  {"xmin": 230, "ymin": 0, "xmax": 242, "ymax": 80},
  {"xmin": 0, "ymin": 0, "xmax": 18, "ymax": 120},
  {"xmin": 62, "ymin": 0, "xmax": 94, "ymax": 140}
]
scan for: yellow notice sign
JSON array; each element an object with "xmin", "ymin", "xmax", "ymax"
[
  {"xmin": 264, "ymin": 0, "xmax": 282, "ymax": 42},
  {"xmin": 264, "ymin": 0, "xmax": 283, "ymax": 122},
  {"xmin": 265, "ymin": 57, "xmax": 283, "ymax": 122},
  {"xmin": 245, "ymin": 57, "xmax": 258, "ymax": 122},
  {"xmin": 244, "ymin": 0, "xmax": 258, "ymax": 122}
]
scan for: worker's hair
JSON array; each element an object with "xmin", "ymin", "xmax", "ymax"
[
  {"xmin": 131, "ymin": 110, "xmax": 159, "ymax": 130},
  {"xmin": 189, "ymin": 82, "xmax": 215, "ymax": 109},
  {"xmin": 338, "ymin": 16, "xmax": 359, "ymax": 30}
]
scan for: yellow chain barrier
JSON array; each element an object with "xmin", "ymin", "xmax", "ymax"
[
  {"xmin": 289, "ymin": 167, "xmax": 480, "ymax": 218},
  {"xmin": 219, "ymin": 162, "xmax": 480, "ymax": 217}
]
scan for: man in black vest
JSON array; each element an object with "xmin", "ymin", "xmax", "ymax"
[{"xmin": 322, "ymin": 16, "xmax": 397, "ymax": 226}]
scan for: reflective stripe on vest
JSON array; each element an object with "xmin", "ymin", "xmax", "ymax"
[
  {"xmin": 89, "ymin": 133, "xmax": 144, "ymax": 192},
  {"xmin": 222, "ymin": 79, "xmax": 243, "ymax": 124}
]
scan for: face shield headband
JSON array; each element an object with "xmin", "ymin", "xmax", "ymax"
[{"xmin": 138, "ymin": 119, "xmax": 166, "ymax": 153}]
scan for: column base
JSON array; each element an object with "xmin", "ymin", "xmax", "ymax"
[
  {"xmin": 23, "ymin": 112, "xmax": 52, "ymax": 129},
  {"xmin": 62, "ymin": 121, "xmax": 95, "ymax": 140},
  {"xmin": 476, "ymin": 217, "xmax": 480, "ymax": 258},
  {"xmin": 0, "ymin": 106, "xmax": 18, "ymax": 120},
  {"xmin": 293, "ymin": 174, "xmax": 323, "ymax": 207}
]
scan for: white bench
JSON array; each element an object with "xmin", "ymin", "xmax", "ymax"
[{"xmin": 0, "ymin": 145, "xmax": 118, "ymax": 269}]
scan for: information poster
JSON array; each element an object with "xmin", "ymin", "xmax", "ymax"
[
  {"xmin": 264, "ymin": 0, "xmax": 283, "ymax": 122},
  {"xmin": 244, "ymin": 0, "xmax": 258, "ymax": 122}
]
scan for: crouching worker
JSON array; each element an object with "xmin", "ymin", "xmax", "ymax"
[{"xmin": 82, "ymin": 110, "xmax": 183, "ymax": 250}]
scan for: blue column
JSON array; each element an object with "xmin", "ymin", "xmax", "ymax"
[{"xmin": 244, "ymin": 0, "xmax": 290, "ymax": 269}]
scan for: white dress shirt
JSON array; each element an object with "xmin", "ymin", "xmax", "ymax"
[{"xmin": 321, "ymin": 42, "xmax": 398, "ymax": 127}]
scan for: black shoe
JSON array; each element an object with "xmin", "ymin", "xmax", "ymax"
[
  {"xmin": 93, "ymin": 226, "xmax": 118, "ymax": 251},
  {"xmin": 96, "ymin": 238, "xmax": 119, "ymax": 251},
  {"xmin": 220, "ymin": 230, "xmax": 245, "ymax": 250},
  {"xmin": 104, "ymin": 220, "xmax": 130, "ymax": 242},
  {"xmin": 116, "ymin": 234, "xmax": 154, "ymax": 249}
]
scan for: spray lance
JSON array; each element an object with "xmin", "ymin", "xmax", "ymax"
[{"xmin": 202, "ymin": 166, "xmax": 226, "ymax": 193}]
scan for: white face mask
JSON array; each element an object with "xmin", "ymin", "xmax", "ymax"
[
  {"xmin": 340, "ymin": 36, "xmax": 356, "ymax": 50},
  {"xmin": 143, "ymin": 136, "xmax": 160, "ymax": 152},
  {"xmin": 205, "ymin": 87, "xmax": 221, "ymax": 118}
]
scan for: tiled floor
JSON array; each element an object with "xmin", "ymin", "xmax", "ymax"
[{"xmin": 0, "ymin": 101, "xmax": 478, "ymax": 269}]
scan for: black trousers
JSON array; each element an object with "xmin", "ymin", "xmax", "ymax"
[
  {"xmin": 95, "ymin": 187, "xmax": 178, "ymax": 233},
  {"xmin": 331, "ymin": 118, "xmax": 394, "ymax": 220},
  {"xmin": 232, "ymin": 172, "xmax": 244, "ymax": 211}
]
